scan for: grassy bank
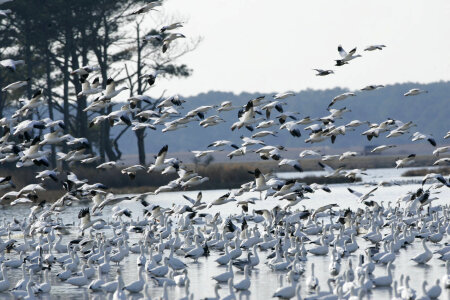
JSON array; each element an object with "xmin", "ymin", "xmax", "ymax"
[
  {"xmin": 0, "ymin": 154, "xmax": 441, "ymax": 201},
  {"xmin": 402, "ymin": 166, "xmax": 450, "ymax": 177}
]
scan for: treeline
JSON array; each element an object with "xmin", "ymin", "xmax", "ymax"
[{"xmin": 0, "ymin": 0, "xmax": 194, "ymax": 167}]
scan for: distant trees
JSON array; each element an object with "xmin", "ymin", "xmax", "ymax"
[{"xmin": 0, "ymin": 0, "xmax": 197, "ymax": 166}]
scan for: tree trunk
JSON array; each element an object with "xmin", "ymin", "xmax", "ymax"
[
  {"xmin": 45, "ymin": 48, "xmax": 57, "ymax": 168},
  {"xmin": 135, "ymin": 23, "xmax": 146, "ymax": 165}
]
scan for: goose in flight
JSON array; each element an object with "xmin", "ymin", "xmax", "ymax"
[
  {"xmin": 128, "ymin": 1, "xmax": 162, "ymax": 15},
  {"xmin": 99, "ymin": 78, "xmax": 128, "ymax": 101},
  {"xmin": 0, "ymin": 9, "xmax": 11, "ymax": 17},
  {"xmin": 121, "ymin": 165, "xmax": 145, "ymax": 179},
  {"xmin": 364, "ymin": 45, "xmax": 386, "ymax": 51},
  {"xmin": 217, "ymin": 101, "xmax": 239, "ymax": 112},
  {"xmin": 335, "ymin": 45, "xmax": 361, "ymax": 66},
  {"xmin": 299, "ymin": 149, "xmax": 321, "ymax": 158},
  {"xmin": 433, "ymin": 146, "xmax": 450, "ymax": 157},
  {"xmin": 328, "ymin": 92, "xmax": 356, "ymax": 108},
  {"xmin": 148, "ymin": 145, "xmax": 169, "ymax": 172},
  {"xmin": 412, "ymin": 132, "xmax": 436, "ymax": 147},
  {"xmin": 395, "ymin": 154, "xmax": 416, "ymax": 168},
  {"xmin": 371, "ymin": 144, "xmax": 396, "ymax": 153},
  {"xmin": 404, "ymin": 88, "xmax": 427, "ymax": 96},
  {"xmin": 71, "ymin": 65, "xmax": 99, "ymax": 76},
  {"xmin": 348, "ymin": 187, "xmax": 378, "ymax": 202},
  {"xmin": 313, "ymin": 69, "xmax": 334, "ymax": 76},
  {"xmin": 361, "ymin": 84, "xmax": 384, "ymax": 91},
  {"xmin": 318, "ymin": 162, "xmax": 344, "ymax": 177},
  {"xmin": 273, "ymin": 92, "xmax": 295, "ymax": 100},
  {"xmin": 162, "ymin": 33, "xmax": 186, "ymax": 53},
  {"xmin": 77, "ymin": 77, "xmax": 102, "ymax": 97},
  {"xmin": 0, "ymin": 59, "xmax": 25, "ymax": 72},
  {"xmin": 279, "ymin": 159, "xmax": 303, "ymax": 172},
  {"xmin": 160, "ymin": 22, "xmax": 183, "ymax": 33},
  {"xmin": 141, "ymin": 70, "xmax": 163, "ymax": 86},
  {"xmin": 2, "ymin": 78, "xmax": 29, "ymax": 92}
]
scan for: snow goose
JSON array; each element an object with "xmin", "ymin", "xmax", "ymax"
[
  {"xmin": 347, "ymin": 187, "xmax": 378, "ymax": 202},
  {"xmin": 0, "ymin": 264, "xmax": 9, "ymax": 292},
  {"xmin": 148, "ymin": 144, "xmax": 169, "ymax": 172},
  {"xmin": 364, "ymin": 44, "xmax": 386, "ymax": 51},
  {"xmin": 2, "ymin": 79, "xmax": 29, "ymax": 92},
  {"xmin": 396, "ymin": 154, "xmax": 416, "ymax": 168},
  {"xmin": 372, "ymin": 262, "xmax": 393, "ymax": 287},
  {"xmin": 35, "ymin": 269, "xmax": 51, "ymax": 294},
  {"xmin": 273, "ymin": 271, "xmax": 297, "ymax": 299},
  {"xmin": 233, "ymin": 265, "xmax": 251, "ymax": 291},
  {"xmin": 123, "ymin": 266, "xmax": 145, "ymax": 293},
  {"xmin": 88, "ymin": 267, "xmax": 105, "ymax": 292},
  {"xmin": 424, "ymin": 279, "xmax": 441, "ymax": 299},
  {"xmin": 361, "ymin": 84, "xmax": 384, "ymax": 91},
  {"xmin": 313, "ymin": 68, "xmax": 334, "ymax": 76},
  {"xmin": 0, "ymin": 59, "xmax": 25, "ymax": 71},
  {"xmin": 329, "ymin": 92, "xmax": 356, "ymax": 108},
  {"xmin": 411, "ymin": 239, "xmax": 432, "ymax": 264},
  {"xmin": 306, "ymin": 263, "xmax": 319, "ymax": 291},
  {"xmin": 66, "ymin": 264, "xmax": 89, "ymax": 287},
  {"xmin": 273, "ymin": 92, "xmax": 295, "ymax": 99},
  {"xmin": 318, "ymin": 162, "xmax": 344, "ymax": 177},
  {"xmin": 404, "ymin": 88, "xmax": 427, "ymax": 96},
  {"xmin": 77, "ymin": 77, "xmax": 102, "ymax": 97},
  {"xmin": 100, "ymin": 78, "xmax": 128, "ymax": 101},
  {"xmin": 212, "ymin": 260, "xmax": 234, "ymax": 283},
  {"xmin": 411, "ymin": 132, "xmax": 436, "ymax": 146},
  {"xmin": 335, "ymin": 45, "xmax": 362, "ymax": 66},
  {"xmin": 217, "ymin": 101, "xmax": 239, "ymax": 112}
]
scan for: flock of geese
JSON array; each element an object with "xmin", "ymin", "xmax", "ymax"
[{"xmin": 0, "ymin": 0, "xmax": 450, "ymax": 300}]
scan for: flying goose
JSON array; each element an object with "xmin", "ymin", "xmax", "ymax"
[
  {"xmin": 160, "ymin": 22, "xmax": 184, "ymax": 33},
  {"xmin": 371, "ymin": 144, "xmax": 396, "ymax": 153},
  {"xmin": 404, "ymin": 88, "xmax": 428, "ymax": 96},
  {"xmin": 347, "ymin": 187, "xmax": 378, "ymax": 202},
  {"xmin": 1, "ymin": 78, "xmax": 29, "ymax": 92},
  {"xmin": 364, "ymin": 44, "xmax": 386, "ymax": 51},
  {"xmin": 329, "ymin": 92, "xmax": 356, "ymax": 108},
  {"xmin": 0, "ymin": 59, "xmax": 25, "ymax": 71},
  {"xmin": 313, "ymin": 69, "xmax": 334, "ymax": 76},
  {"xmin": 128, "ymin": 1, "xmax": 162, "ymax": 15},
  {"xmin": 99, "ymin": 78, "xmax": 128, "ymax": 101},
  {"xmin": 335, "ymin": 45, "xmax": 362, "ymax": 66},
  {"xmin": 273, "ymin": 92, "xmax": 295, "ymax": 100},
  {"xmin": 411, "ymin": 132, "xmax": 436, "ymax": 146},
  {"xmin": 395, "ymin": 154, "xmax": 416, "ymax": 168},
  {"xmin": 361, "ymin": 84, "xmax": 384, "ymax": 91},
  {"xmin": 162, "ymin": 33, "xmax": 186, "ymax": 53},
  {"xmin": 71, "ymin": 65, "xmax": 100, "ymax": 76}
]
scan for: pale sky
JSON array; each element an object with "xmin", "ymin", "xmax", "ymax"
[{"xmin": 148, "ymin": 0, "xmax": 450, "ymax": 97}]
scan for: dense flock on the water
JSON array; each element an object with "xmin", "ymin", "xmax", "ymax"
[{"xmin": 0, "ymin": 0, "xmax": 449, "ymax": 299}]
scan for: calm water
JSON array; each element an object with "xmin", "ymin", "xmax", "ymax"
[{"xmin": 0, "ymin": 166, "xmax": 449, "ymax": 299}]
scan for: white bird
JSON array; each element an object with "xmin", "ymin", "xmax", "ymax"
[
  {"xmin": 123, "ymin": 267, "xmax": 145, "ymax": 293},
  {"xmin": 335, "ymin": 45, "xmax": 362, "ymax": 65},
  {"xmin": 372, "ymin": 262, "xmax": 393, "ymax": 287},
  {"xmin": 0, "ymin": 59, "xmax": 25, "ymax": 71},
  {"xmin": 2, "ymin": 79, "xmax": 29, "ymax": 92},
  {"xmin": 371, "ymin": 144, "xmax": 397, "ymax": 153},
  {"xmin": 233, "ymin": 265, "xmax": 251, "ymax": 291},
  {"xmin": 364, "ymin": 44, "xmax": 386, "ymax": 51},
  {"xmin": 411, "ymin": 239, "xmax": 433, "ymax": 264},
  {"xmin": 404, "ymin": 88, "xmax": 428, "ymax": 96},
  {"xmin": 347, "ymin": 187, "xmax": 378, "ymax": 202},
  {"xmin": 329, "ymin": 92, "xmax": 356, "ymax": 107}
]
